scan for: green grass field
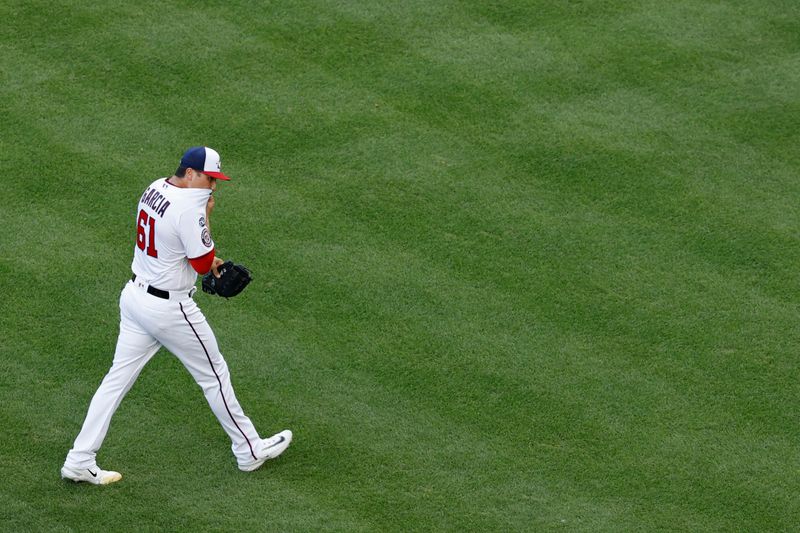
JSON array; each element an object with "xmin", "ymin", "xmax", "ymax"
[{"xmin": 2, "ymin": 0, "xmax": 800, "ymax": 530}]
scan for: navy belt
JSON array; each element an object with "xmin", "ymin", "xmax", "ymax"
[{"xmin": 131, "ymin": 274, "xmax": 170, "ymax": 300}]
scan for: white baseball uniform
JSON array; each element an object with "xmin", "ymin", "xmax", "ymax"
[{"xmin": 64, "ymin": 178, "xmax": 269, "ymax": 470}]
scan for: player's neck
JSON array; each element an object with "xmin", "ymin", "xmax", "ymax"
[{"xmin": 167, "ymin": 176, "xmax": 188, "ymax": 188}]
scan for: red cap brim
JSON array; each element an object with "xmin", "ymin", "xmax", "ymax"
[{"xmin": 205, "ymin": 171, "xmax": 231, "ymax": 181}]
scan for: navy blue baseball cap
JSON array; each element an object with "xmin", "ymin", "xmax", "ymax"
[{"xmin": 180, "ymin": 146, "xmax": 231, "ymax": 180}]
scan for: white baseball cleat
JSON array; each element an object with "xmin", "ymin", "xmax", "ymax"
[
  {"xmin": 238, "ymin": 429, "xmax": 293, "ymax": 472},
  {"xmin": 61, "ymin": 465, "xmax": 122, "ymax": 485}
]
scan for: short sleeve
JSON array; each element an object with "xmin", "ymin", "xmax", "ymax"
[{"xmin": 179, "ymin": 209, "xmax": 214, "ymax": 259}]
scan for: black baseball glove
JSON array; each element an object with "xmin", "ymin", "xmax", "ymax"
[{"xmin": 202, "ymin": 261, "xmax": 252, "ymax": 298}]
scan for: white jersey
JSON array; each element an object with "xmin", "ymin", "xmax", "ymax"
[{"xmin": 131, "ymin": 178, "xmax": 214, "ymax": 291}]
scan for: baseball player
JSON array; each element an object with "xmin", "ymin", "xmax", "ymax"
[{"xmin": 61, "ymin": 146, "xmax": 292, "ymax": 485}]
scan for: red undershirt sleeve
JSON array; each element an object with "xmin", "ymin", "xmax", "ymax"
[{"xmin": 189, "ymin": 248, "xmax": 215, "ymax": 274}]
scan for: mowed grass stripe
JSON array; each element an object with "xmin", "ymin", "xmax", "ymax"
[
  {"xmin": 247, "ymin": 206, "xmax": 799, "ymax": 528},
  {"xmin": 3, "ymin": 0, "xmax": 800, "ymax": 530},
  {"xmin": 227, "ymin": 2, "xmax": 800, "ymax": 524}
]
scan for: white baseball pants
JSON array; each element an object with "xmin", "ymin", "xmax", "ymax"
[{"xmin": 65, "ymin": 280, "xmax": 266, "ymax": 469}]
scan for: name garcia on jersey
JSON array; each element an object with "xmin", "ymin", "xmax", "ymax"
[{"xmin": 140, "ymin": 186, "xmax": 172, "ymax": 217}]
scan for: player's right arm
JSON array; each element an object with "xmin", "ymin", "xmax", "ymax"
[
  {"xmin": 185, "ymin": 195, "xmax": 225, "ymax": 276},
  {"xmin": 189, "ymin": 249, "xmax": 216, "ymax": 275},
  {"xmin": 205, "ymin": 194, "xmax": 215, "ymax": 230},
  {"xmin": 179, "ymin": 199, "xmax": 216, "ymax": 274},
  {"xmin": 203, "ymin": 194, "xmax": 225, "ymax": 277},
  {"xmin": 209, "ymin": 256, "xmax": 225, "ymax": 278}
]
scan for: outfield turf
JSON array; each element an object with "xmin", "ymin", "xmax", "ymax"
[{"xmin": 2, "ymin": 0, "xmax": 800, "ymax": 530}]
